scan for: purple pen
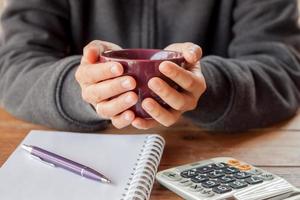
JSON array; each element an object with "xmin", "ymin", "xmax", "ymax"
[{"xmin": 21, "ymin": 144, "xmax": 111, "ymax": 183}]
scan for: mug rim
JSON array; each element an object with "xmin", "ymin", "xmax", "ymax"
[{"xmin": 100, "ymin": 48, "xmax": 184, "ymax": 62}]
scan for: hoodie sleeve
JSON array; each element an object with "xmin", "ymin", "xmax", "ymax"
[
  {"xmin": 0, "ymin": 0, "xmax": 108, "ymax": 131},
  {"xmin": 184, "ymin": 0, "xmax": 300, "ymax": 131}
]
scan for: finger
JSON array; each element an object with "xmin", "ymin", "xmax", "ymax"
[
  {"xmin": 82, "ymin": 40, "xmax": 122, "ymax": 64},
  {"xmin": 159, "ymin": 61, "xmax": 204, "ymax": 96},
  {"xmin": 76, "ymin": 62, "xmax": 123, "ymax": 85},
  {"xmin": 165, "ymin": 42, "xmax": 202, "ymax": 64},
  {"xmin": 131, "ymin": 118, "xmax": 159, "ymax": 130},
  {"xmin": 111, "ymin": 110, "xmax": 135, "ymax": 129},
  {"xmin": 81, "ymin": 47, "xmax": 99, "ymax": 64},
  {"xmin": 141, "ymin": 98, "xmax": 181, "ymax": 127},
  {"xmin": 148, "ymin": 77, "xmax": 189, "ymax": 111},
  {"xmin": 83, "ymin": 76, "xmax": 136, "ymax": 103},
  {"xmin": 96, "ymin": 91, "xmax": 138, "ymax": 118}
]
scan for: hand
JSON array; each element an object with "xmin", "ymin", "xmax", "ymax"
[
  {"xmin": 131, "ymin": 42, "xmax": 207, "ymax": 129},
  {"xmin": 75, "ymin": 40, "xmax": 138, "ymax": 129}
]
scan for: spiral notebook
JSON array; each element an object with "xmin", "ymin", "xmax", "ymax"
[{"xmin": 0, "ymin": 130, "xmax": 165, "ymax": 200}]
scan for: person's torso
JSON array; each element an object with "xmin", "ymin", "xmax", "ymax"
[{"xmin": 68, "ymin": 0, "xmax": 235, "ymax": 57}]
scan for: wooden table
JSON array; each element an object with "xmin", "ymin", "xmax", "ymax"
[{"xmin": 0, "ymin": 108, "xmax": 300, "ymax": 199}]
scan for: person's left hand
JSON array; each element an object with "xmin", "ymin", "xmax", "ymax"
[{"xmin": 131, "ymin": 42, "xmax": 207, "ymax": 129}]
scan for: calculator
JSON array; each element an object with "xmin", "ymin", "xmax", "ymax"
[{"xmin": 156, "ymin": 157, "xmax": 300, "ymax": 200}]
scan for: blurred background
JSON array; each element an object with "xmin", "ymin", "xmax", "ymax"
[{"xmin": 0, "ymin": 0, "xmax": 299, "ymax": 29}]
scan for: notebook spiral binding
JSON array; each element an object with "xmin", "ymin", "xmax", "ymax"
[{"xmin": 122, "ymin": 135, "xmax": 165, "ymax": 200}]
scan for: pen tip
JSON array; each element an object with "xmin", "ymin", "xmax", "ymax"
[{"xmin": 101, "ymin": 178, "xmax": 111, "ymax": 184}]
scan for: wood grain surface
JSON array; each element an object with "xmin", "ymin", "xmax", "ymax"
[{"xmin": 0, "ymin": 108, "xmax": 299, "ymax": 200}]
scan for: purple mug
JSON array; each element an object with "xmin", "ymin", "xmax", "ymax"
[{"xmin": 100, "ymin": 49, "xmax": 185, "ymax": 118}]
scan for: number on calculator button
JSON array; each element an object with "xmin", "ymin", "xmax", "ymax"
[
  {"xmin": 245, "ymin": 176, "xmax": 263, "ymax": 185},
  {"xmin": 196, "ymin": 165, "xmax": 214, "ymax": 174},
  {"xmin": 180, "ymin": 169, "xmax": 199, "ymax": 178},
  {"xmin": 212, "ymin": 185, "xmax": 232, "ymax": 194},
  {"xmin": 233, "ymin": 172, "xmax": 251, "ymax": 179},
  {"xmin": 202, "ymin": 180, "xmax": 220, "ymax": 188},
  {"xmin": 218, "ymin": 175, "xmax": 236, "ymax": 183},
  {"xmin": 229, "ymin": 180, "xmax": 248, "ymax": 189},
  {"xmin": 191, "ymin": 174, "xmax": 208, "ymax": 183},
  {"xmin": 222, "ymin": 167, "xmax": 239, "ymax": 174},
  {"xmin": 208, "ymin": 170, "xmax": 225, "ymax": 178},
  {"xmin": 212, "ymin": 162, "xmax": 228, "ymax": 169}
]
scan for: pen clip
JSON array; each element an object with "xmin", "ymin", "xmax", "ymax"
[{"xmin": 30, "ymin": 155, "xmax": 56, "ymax": 168}]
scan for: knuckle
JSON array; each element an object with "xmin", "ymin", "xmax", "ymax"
[
  {"xmin": 152, "ymin": 109, "xmax": 161, "ymax": 118},
  {"xmin": 85, "ymin": 85, "xmax": 102, "ymax": 102},
  {"xmin": 81, "ymin": 90, "xmax": 91, "ymax": 103},
  {"xmin": 174, "ymin": 99, "xmax": 186, "ymax": 111},
  {"xmin": 195, "ymin": 75, "xmax": 207, "ymax": 94},
  {"xmin": 185, "ymin": 78, "xmax": 195, "ymax": 90},
  {"xmin": 189, "ymin": 99, "xmax": 198, "ymax": 110},
  {"xmin": 75, "ymin": 68, "xmax": 82, "ymax": 82},
  {"xmin": 97, "ymin": 105, "xmax": 110, "ymax": 118},
  {"xmin": 169, "ymin": 67, "xmax": 179, "ymax": 78},
  {"xmin": 200, "ymin": 76, "xmax": 207, "ymax": 91},
  {"xmin": 161, "ymin": 88, "xmax": 172, "ymax": 99}
]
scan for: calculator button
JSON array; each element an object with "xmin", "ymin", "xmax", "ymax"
[
  {"xmin": 191, "ymin": 174, "xmax": 209, "ymax": 183},
  {"xmin": 199, "ymin": 189, "xmax": 215, "ymax": 197},
  {"xmin": 238, "ymin": 164, "xmax": 252, "ymax": 171},
  {"xmin": 222, "ymin": 167, "xmax": 240, "ymax": 174},
  {"xmin": 208, "ymin": 170, "xmax": 225, "ymax": 178},
  {"xmin": 188, "ymin": 184, "xmax": 204, "ymax": 192},
  {"xmin": 162, "ymin": 172, "xmax": 182, "ymax": 181},
  {"xmin": 245, "ymin": 176, "xmax": 264, "ymax": 185},
  {"xmin": 212, "ymin": 185, "xmax": 232, "ymax": 194},
  {"xmin": 249, "ymin": 168, "xmax": 263, "ymax": 175},
  {"xmin": 260, "ymin": 173, "xmax": 274, "ymax": 181},
  {"xmin": 233, "ymin": 172, "xmax": 251, "ymax": 179},
  {"xmin": 180, "ymin": 169, "xmax": 199, "ymax": 178},
  {"xmin": 218, "ymin": 176, "xmax": 236, "ymax": 183},
  {"xmin": 178, "ymin": 179, "xmax": 193, "ymax": 187},
  {"xmin": 228, "ymin": 159, "xmax": 240, "ymax": 166},
  {"xmin": 202, "ymin": 180, "xmax": 220, "ymax": 188},
  {"xmin": 196, "ymin": 165, "xmax": 214, "ymax": 174},
  {"xmin": 212, "ymin": 162, "xmax": 228, "ymax": 169},
  {"xmin": 229, "ymin": 180, "xmax": 248, "ymax": 189}
]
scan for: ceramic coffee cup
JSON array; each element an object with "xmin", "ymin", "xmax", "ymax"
[{"xmin": 100, "ymin": 49, "xmax": 185, "ymax": 118}]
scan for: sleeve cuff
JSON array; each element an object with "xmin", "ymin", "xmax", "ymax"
[
  {"xmin": 58, "ymin": 56, "xmax": 109, "ymax": 131},
  {"xmin": 183, "ymin": 56, "xmax": 233, "ymax": 130}
]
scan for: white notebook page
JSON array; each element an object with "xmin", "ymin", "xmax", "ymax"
[{"xmin": 0, "ymin": 130, "xmax": 154, "ymax": 200}]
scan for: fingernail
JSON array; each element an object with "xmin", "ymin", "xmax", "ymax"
[
  {"xmin": 124, "ymin": 112, "xmax": 132, "ymax": 121},
  {"xmin": 125, "ymin": 94, "xmax": 135, "ymax": 104},
  {"xmin": 144, "ymin": 102, "xmax": 154, "ymax": 112},
  {"xmin": 122, "ymin": 79, "xmax": 133, "ymax": 89},
  {"xmin": 110, "ymin": 64, "xmax": 121, "ymax": 75},
  {"xmin": 160, "ymin": 63, "xmax": 171, "ymax": 74},
  {"xmin": 149, "ymin": 79, "xmax": 161, "ymax": 92}
]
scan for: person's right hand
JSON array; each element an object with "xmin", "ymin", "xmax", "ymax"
[{"xmin": 75, "ymin": 40, "xmax": 138, "ymax": 129}]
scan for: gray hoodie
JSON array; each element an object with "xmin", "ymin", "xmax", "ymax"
[{"xmin": 0, "ymin": 0, "xmax": 300, "ymax": 132}]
